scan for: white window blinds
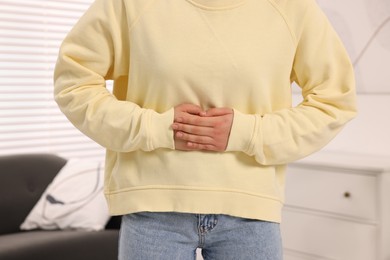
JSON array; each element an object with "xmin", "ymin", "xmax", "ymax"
[{"xmin": 0, "ymin": 0, "xmax": 107, "ymax": 161}]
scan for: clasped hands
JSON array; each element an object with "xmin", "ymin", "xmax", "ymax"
[{"xmin": 172, "ymin": 103, "xmax": 234, "ymax": 152}]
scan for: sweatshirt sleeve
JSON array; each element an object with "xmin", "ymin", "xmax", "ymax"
[
  {"xmin": 225, "ymin": 0, "xmax": 357, "ymax": 165},
  {"xmin": 53, "ymin": 0, "xmax": 174, "ymax": 152}
]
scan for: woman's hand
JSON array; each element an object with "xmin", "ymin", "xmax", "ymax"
[{"xmin": 173, "ymin": 104, "xmax": 234, "ymax": 152}]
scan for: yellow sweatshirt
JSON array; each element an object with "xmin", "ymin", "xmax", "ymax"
[{"xmin": 54, "ymin": 0, "xmax": 356, "ymax": 222}]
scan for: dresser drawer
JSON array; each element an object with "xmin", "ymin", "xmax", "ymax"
[
  {"xmin": 284, "ymin": 166, "xmax": 377, "ymax": 221},
  {"xmin": 281, "ymin": 210, "xmax": 377, "ymax": 260}
]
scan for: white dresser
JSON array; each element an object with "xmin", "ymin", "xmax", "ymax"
[{"xmin": 281, "ymin": 152, "xmax": 390, "ymax": 260}]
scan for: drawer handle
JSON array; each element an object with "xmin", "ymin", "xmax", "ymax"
[{"xmin": 343, "ymin": 192, "xmax": 351, "ymax": 198}]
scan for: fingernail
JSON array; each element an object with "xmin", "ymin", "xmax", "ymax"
[{"xmin": 172, "ymin": 124, "xmax": 178, "ymax": 130}]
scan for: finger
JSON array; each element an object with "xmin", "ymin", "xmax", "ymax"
[
  {"xmin": 172, "ymin": 123, "xmax": 213, "ymax": 135},
  {"xmin": 204, "ymin": 108, "xmax": 233, "ymax": 117},
  {"xmin": 175, "ymin": 114, "xmax": 215, "ymax": 127},
  {"xmin": 187, "ymin": 142, "xmax": 216, "ymax": 151},
  {"xmin": 181, "ymin": 103, "xmax": 204, "ymax": 115},
  {"xmin": 175, "ymin": 131, "xmax": 214, "ymax": 145}
]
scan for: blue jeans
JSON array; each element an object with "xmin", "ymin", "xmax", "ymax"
[{"xmin": 118, "ymin": 212, "xmax": 282, "ymax": 260}]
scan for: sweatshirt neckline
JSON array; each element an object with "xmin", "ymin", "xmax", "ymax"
[{"xmin": 186, "ymin": 0, "xmax": 247, "ymax": 10}]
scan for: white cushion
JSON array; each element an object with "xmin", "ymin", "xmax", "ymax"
[{"xmin": 20, "ymin": 159, "xmax": 110, "ymax": 231}]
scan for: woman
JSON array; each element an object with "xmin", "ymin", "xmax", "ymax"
[{"xmin": 54, "ymin": 0, "xmax": 357, "ymax": 259}]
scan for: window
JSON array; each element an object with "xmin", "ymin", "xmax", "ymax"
[{"xmin": 0, "ymin": 0, "xmax": 106, "ymax": 161}]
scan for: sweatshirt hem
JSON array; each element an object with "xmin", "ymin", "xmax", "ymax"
[{"xmin": 105, "ymin": 186, "xmax": 283, "ymax": 223}]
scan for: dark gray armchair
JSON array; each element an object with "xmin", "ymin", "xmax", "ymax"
[{"xmin": 0, "ymin": 153, "xmax": 121, "ymax": 260}]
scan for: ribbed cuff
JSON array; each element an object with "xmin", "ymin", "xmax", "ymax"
[
  {"xmin": 226, "ymin": 109, "xmax": 257, "ymax": 154},
  {"xmin": 149, "ymin": 108, "xmax": 175, "ymax": 150}
]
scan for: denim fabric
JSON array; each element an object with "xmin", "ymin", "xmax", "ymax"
[{"xmin": 118, "ymin": 212, "xmax": 282, "ymax": 260}]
